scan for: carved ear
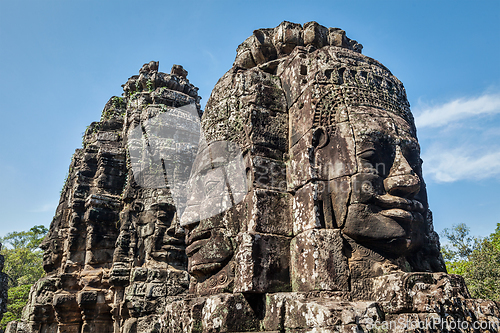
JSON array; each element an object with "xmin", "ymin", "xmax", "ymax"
[{"xmin": 312, "ymin": 126, "xmax": 329, "ymax": 149}]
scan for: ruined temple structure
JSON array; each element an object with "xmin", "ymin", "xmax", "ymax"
[
  {"xmin": 6, "ymin": 62, "xmax": 199, "ymax": 333},
  {"xmin": 6, "ymin": 21, "xmax": 500, "ymax": 332}
]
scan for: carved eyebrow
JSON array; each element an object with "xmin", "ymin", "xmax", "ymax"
[
  {"xmin": 356, "ymin": 147, "xmax": 376, "ymax": 155},
  {"xmin": 357, "ymin": 128, "xmax": 396, "ymax": 140}
]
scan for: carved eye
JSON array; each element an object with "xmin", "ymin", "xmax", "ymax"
[
  {"xmin": 205, "ymin": 181, "xmax": 220, "ymax": 196},
  {"xmin": 358, "ymin": 149, "xmax": 379, "ymax": 174},
  {"xmin": 358, "ymin": 149, "xmax": 376, "ymax": 160}
]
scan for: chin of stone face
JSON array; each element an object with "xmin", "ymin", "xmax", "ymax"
[{"xmin": 12, "ymin": 21, "xmax": 498, "ymax": 333}]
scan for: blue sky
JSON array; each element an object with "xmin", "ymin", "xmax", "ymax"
[{"xmin": 0, "ymin": 0, "xmax": 499, "ymax": 242}]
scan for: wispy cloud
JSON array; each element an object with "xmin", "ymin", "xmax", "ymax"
[
  {"xmin": 29, "ymin": 202, "xmax": 58, "ymax": 213},
  {"xmin": 423, "ymin": 147, "xmax": 500, "ymax": 182},
  {"xmin": 415, "ymin": 93, "xmax": 500, "ymax": 128}
]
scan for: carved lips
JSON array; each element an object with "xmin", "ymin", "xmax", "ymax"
[
  {"xmin": 185, "ymin": 226, "xmax": 234, "ymax": 278},
  {"xmin": 375, "ymin": 194, "xmax": 425, "ymax": 223}
]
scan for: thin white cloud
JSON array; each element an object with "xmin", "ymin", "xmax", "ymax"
[
  {"xmin": 415, "ymin": 93, "xmax": 500, "ymax": 128},
  {"xmin": 29, "ymin": 202, "xmax": 58, "ymax": 213},
  {"xmin": 423, "ymin": 148, "xmax": 500, "ymax": 182}
]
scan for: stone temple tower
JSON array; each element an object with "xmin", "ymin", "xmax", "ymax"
[
  {"xmin": 6, "ymin": 61, "xmax": 200, "ymax": 333},
  {"xmin": 6, "ymin": 21, "xmax": 500, "ymax": 333}
]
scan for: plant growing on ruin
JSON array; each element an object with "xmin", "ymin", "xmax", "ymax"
[{"xmin": 146, "ymin": 79, "xmax": 154, "ymax": 92}]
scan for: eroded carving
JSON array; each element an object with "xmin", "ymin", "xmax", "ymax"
[
  {"xmin": 8, "ymin": 63, "xmax": 199, "ymax": 333},
  {"xmin": 9, "ymin": 21, "xmax": 500, "ymax": 333},
  {"xmin": 181, "ymin": 21, "xmax": 445, "ymax": 300},
  {"xmin": 160, "ymin": 21, "xmax": 498, "ymax": 332}
]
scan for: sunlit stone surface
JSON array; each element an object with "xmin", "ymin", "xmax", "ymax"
[{"xmin": 7, "ymin": 22, "xmax": 500, "ymax": 333}]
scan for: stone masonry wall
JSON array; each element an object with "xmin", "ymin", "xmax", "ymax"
[
  {"xmin": 6, "ymin": 62, "xmax": 199, "ymax": 333},
  {"xmin": 5, "ymin": 21, "xmax": 500, "ymax": 333}
]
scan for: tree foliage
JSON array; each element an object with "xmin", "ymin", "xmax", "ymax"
[
  {"xmin": 441, "ymin": 223, "xmax": 478, "ymax": 261},
  {"xmin": 441, "ymin": 223, "xmax": 500, "ymax": 301},
  {"xmin": 0, "ymin": 285, "xmax": 31, "ymax": 327},
  {"xmin": 0, "ymin": 225, "xmax": 48, "ymax": 330}
]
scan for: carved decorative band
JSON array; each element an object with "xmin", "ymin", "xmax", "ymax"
[{"xmin": 315, "ymin": 85, "xmax": 411, "ymax": 131}]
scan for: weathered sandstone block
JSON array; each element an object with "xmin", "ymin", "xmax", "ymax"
[{"xmin": 7, "ymin": 21, "xmax": 500, "ymax": 333}]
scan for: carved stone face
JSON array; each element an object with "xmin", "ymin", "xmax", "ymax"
[
  {"xmin": 180, "ymin": 22, "xmax": 445, "ymax": 294},
  {"xmin": 340, "ymin": 109, "xmax": 427, "ymax": 255},
  {"xmin": 115, "ymin": 189, "xmax": 187, "ymax": 269},
  {"xmin": 147, "ymin": 201, "xmax": 187, "ymax": 267},
  {"xmin": 181, "ymin": 142, "xmax": 245, "ymax": 281},
  {"xmin": 40, "ymin": 237, "xmax": 63, "ymax": 273}
]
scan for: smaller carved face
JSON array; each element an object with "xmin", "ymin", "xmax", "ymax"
[
  {"xmin": 116, "ymin": 187, "xmax": 188, "ymax": 269},
  {"xmin": 340, "ymin": 109, "xmax": 426, "ymax": 254},
  {"xmin": 40, "ymin": 238, "xmax": 63, "ymax": 272},
  {"xmin": 148, "ymin": 201, "xmax": 186, "ymax": 267}
]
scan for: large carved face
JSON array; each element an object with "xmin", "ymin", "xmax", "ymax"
[
  {"xmin": 339, "ymin": 108, "xmax": 427, "ymax": 255},
  {"xmin": 179, "ymin": 22, "xmax": 445, "ymax": 296},
  {"xmin": 180, "ymin": 141, "xmax": 246, "ymax": 282}
]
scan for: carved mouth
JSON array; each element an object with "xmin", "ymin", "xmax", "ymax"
[
  {"xmin": 185, "ymin": 229, "xmax": 212, "ymax": 257},
  {"xmin": 189, "ymin": 262, "xmax": 223, "ymax": 275},
  {"xmin": 161, "ymin": 244, "xmax": 186, "ymax": 252},
  {"xmin": 186, "ymin": 238, "xmax": 209, "ymax": 257},
  {"xmin": 384, "ymin": 237, "xmax": 414, "ymax": 251},
  {"xmin": 374, "ymin": 194, "xmax": 425, "ymax": 213},
  {"xmin": 379, "ymin": 209, "xmax": 423, "ymax": 224},
  {"xmin": 163, "ymin": 235, "xmax": 184, "ymax": 246},
  {"xmin": 374, "ymin": 194, "xmax": 424, "ymax": 224},
  {"xmin": 187, "ymin": 229, "xmax": 211, "ymax": 246},
  {"xmin": 387, "ymin": 237, "xmax": 411, "ymax": 244}
]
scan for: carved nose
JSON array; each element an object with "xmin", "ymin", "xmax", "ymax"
[{"xmin": 384, "ymin": 146, "xmax": 420, "ymax": 198}]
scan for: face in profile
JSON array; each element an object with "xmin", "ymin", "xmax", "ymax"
[
  {"xmin": 40, "ymin": 237, "xmax": 63, "ymax": 273},
  {"xmin": 339, "ymin": 107, "xmax": 427, "ymax": 255},
  {"xmin": 147, "ymin": 200, "xmax": 187, "ymax": 268}
]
